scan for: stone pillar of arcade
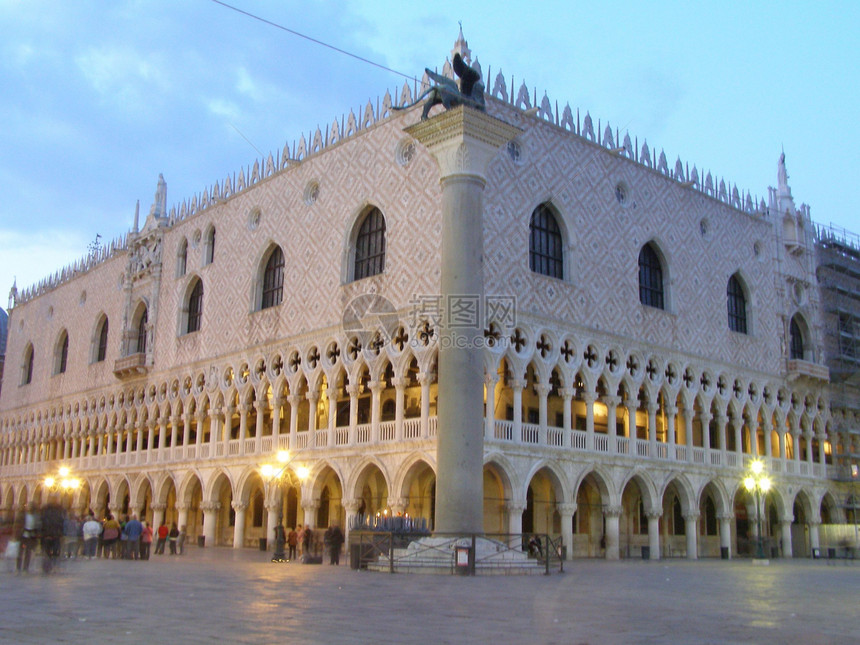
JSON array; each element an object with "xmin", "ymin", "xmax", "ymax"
[{"xmin": 406, "ymin": 106, "xmax": 521, "ymax": 535}]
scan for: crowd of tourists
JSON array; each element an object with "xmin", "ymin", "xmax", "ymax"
[
  {"xmin": 3, "ymin": 499, "xmax": 187, "ymax": 574},
  {"xmin": 270, "ymin": 522, "xmax": 345, "ymax": 565}
]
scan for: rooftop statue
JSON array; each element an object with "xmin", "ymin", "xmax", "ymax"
[{"xmin": 395, "ymin": 53, "xmax": 485, "ymax": 120}]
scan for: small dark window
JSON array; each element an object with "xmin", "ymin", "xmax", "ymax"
[
  {"xmin": 97, "ymin": 319, "xmax": 109, "ymax": 362},
  {"xmin": 529, "ymin": 204, "xmax": 564, "ymax": 279},
  {"xmin": 261, "ymin": 247, "xmax": 285, "ymax": 309},
  {"xmin": 354, "ymin": 208, "xmax": 386, "ymax": 280},
  {"xmin": 789, "ymin": 317, "xmax": 804, "ymax": 360},
  {"xmin": 58, "ymin": 334, "xmax": 69, "ymax": 374},
  {"xmin": 638, "ymin": 243, "xmax": 664, "ymax": 309},
  {"xmin": 23, "ymin": 346, "xmax": 34, "ymax": 385},
  {"xmin": 727, "ymin": 275, "xmax": 748, "ymax": 334},
  {"xmin": 187, "ymin": 280, "xmax": 203, "ymax": 333},
  {"xmin": 204, "ymin": 228, "xmax": 216, "ymax": 265},
  {"xmin": 177, "ymin": 239, "xmax": 187, "ymax": 277},
  {"xmin": 136, "ymin": 310, "xmax": 148, "ymax": 354}
]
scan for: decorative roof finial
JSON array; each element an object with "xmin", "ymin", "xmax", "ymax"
[
  {"xmin": 8, "ymin": 277, "xmax": 18, "ymax": 310},
  {"xmin": 452, "ymin": 22, "xmax": 471, "ymax": 65},
  {"xmin": 777, "ymin": 150, "xmax": 792, "ymax": 199},
  {"xmin": 149, "ymin": 173, "xmax": 167, "ymax": 220}
]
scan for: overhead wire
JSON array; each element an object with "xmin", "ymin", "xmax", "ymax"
[{"xmin": 209, "ymin": 0, "xmax": 416, "ymax": 82}]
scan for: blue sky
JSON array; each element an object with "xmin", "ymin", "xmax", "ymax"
[{"xmin": 1, "ymin": 0, "xmax": 858, "ymax": 300}]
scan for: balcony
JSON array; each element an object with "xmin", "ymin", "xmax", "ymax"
[
  {"xmin": 113, "ymin": 353, "xmax": 149, "ymax": 379},
  {"xmin": 787, "ymin": 359, "xmax": 829, "ymax": 382}
]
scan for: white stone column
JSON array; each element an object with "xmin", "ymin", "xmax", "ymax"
[
  {"xmin": 232, "ymin": 502, "xmax": 247, "ymax": 549},
  {"xmin": 238, "ymin": 404, "xmax": 249, "ymax": 453},
  {"xmin": 778, "ymin": 431, "xmax": 787, "ymax": 463},
  {"xmin": 604, "ymin": 506, "xmax": 621, "ymax": 560},
  {"xmin": 718, "ymin": 513, "xmax": 733, "ymax": 559},
  {"xmin": 201, "ymin": 502, "xmax": 220, "ymax": 547},
  {"xmin": 625, "ymin": 401, "xmax": 637, "ymax": 439},
  {"xmin": 684, "ymin": 513, "xmax": 699, "ymax": 559},
  {"xmin": 647, "ymin": 402, "xmax": 659, "ymax": 456},
  {"xmin": 560, "ymin": 388, "xmax": 573, "ymax": 446},
  {"xmin": 302, "ymin": 501, "xmax": 319, "ymax": 530},
  {"xmin": 175, "ymin": 504, "xmax": 189, "ymax": 536},
  {"xmin": 558, "ymin": 503, "xmax": 577, "ymax": 561},
  {"xmin": 731, "ymin": 417, "xmax": 743, "ymax": 456},
  {"xmin": 327, "ymin": 384, "xmax": 338, "ymax": 446},
  {"xmin": 151, "ymin": 504, "xmax": 166, "ymax": 535},
  {"xmin": 715, "ymin": 413, "xmax": 727, "ymax": 455},
  {"xmin": 701, "ymin": 411, "xmax": 712, "ymax": 455},
  {"xmin": 584, "ymin": 393, "xmax": 595, "ymax": 451},
  {"xmin": 393, "ymin": 378, "xmax": 406, "ymax": 441},
  {"xmin": 604, "ymin": 396, "xmax": 620, "ymax": 454},
  {"xmin": 195, "ymin": 410, "xmax": 205, "ymax": 447},
  {"xmin": 665, "ymin": 404, "xmax": 677, "ymax": 458},
  {"xmin": 507, "ymin": 502, "xmax": 525, "ymax": 537},
  {"xmin": 254, "ymin": 400, "xmax": 265, "ymax": 452},
  {"xmin": 406, "ymin": 106, "xmax": 521, "ymax": 535},
  {"xmin": 763, "ymin": 416, "xmax": 773, "ymax": 458},
  {"xmin": 369, "ymin": 381, "xmax": 382, "ymax": 443},
  {"xmin": 182, "ymin": 413, "xmax": 191, "ymax": 447},
  {"xmin": 648, "ymin": 511, "xmax": 661, "ymax": 560},
  {"xmin": 271, "ymin": 396, "xmax": 282, "ymax": 444},
  {"xmin": 816, "ymin": 433, "xmax": 826, "ymax": 465},
  {"xmin": 809, "ymin": 520, "xmax": 821, "ymax": 556},
  {"xmin": 346, "ymin": 384, "xmax": 359, "ymax": 444},
  {"xmin": 781, "ymin": 518, "xmax": 793, "ymax": 558},
  {"xmin": 511, "ymin": 380, "xmax": 524, "ymax": 443},
  {"xmin": 419, "ymin": 373, "xmax": 432, "ymax": 439},
  {"xmin": 484, "ymin": 373, "xmax": 498, "ymax": 440},
  {"xmin": 288, "ymin": 394, "xmax": 300, "ymax": 451}
]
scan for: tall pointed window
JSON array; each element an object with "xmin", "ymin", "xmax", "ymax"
[
  {"xmin": 727, "ymin": 274, "xmax": 748, "ymax": 334},
  {"xmin": 638, "ymin": 243, "xmax": 664, "ymax": 309},
  {"xmin": 136, "ymin": 309, "xmax": 148, "ymax": 354},
  {"xmin": 56, "ymin": 331, "xmax": 69, "ymax": 374},
  {"xmin": 204, "ymin": 227, "xmax": 216, "ymax": 265},
  {"xmin": 22, "ymin": 344, "xmax": 34, "ymax": 385},
  {"xmin": 261, "ymin": 246, "xmax": 285, "ymax": 309},
  {"xmin": 789, "ymin": 316, "xmax": 804, "ymax": 360},
  {"xmin": 96, "ymin": 318, "xmax": 109, "ymax": 362},
  {"xmin": 177, "ymin": 238, "xmax": 188, "ymax": 277},
  {"xmin": 353, "ymin": 208, "xmax": 386, "ymax": 280},
  {"xmin": 529, "ymin": 203, "xmax": 564, "ymax": 279},
  {"xmin": 187, "ymin": 279, "xmax": 204, "ymax": 333}
]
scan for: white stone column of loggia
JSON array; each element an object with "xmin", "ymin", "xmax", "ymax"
[{"xmin": 406, "ymin": 106, "xmax": 521, "ymax": 534}]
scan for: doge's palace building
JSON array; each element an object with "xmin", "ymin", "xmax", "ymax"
[{"xmin": 1, "ymin": 34, "xmax": 857, "ymax": 559}]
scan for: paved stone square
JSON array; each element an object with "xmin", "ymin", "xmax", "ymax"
[{"xmin": 1, "ymin": 548, "xmax": 857, "ymax": 644}]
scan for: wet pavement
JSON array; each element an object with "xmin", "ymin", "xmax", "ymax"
[{"xmin": 1, "ymin": 548, "xmax": 858, "ymax": 644}]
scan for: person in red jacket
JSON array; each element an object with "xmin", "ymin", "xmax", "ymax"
[{"xmin": 155, "ymin": 522, "xmax": 169, "ymax": 555}]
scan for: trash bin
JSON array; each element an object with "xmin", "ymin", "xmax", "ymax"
[
  {"xmin": 454, "ymin": 545, "xmax": 471, "ymax": 575},
  {"xmin": 641, "ymin": 546, "xmax": 650, "ymax": 560},
  {"xmin": 197, "ymin": 535, "xmax": 205, "ymax": 548},
  {"xmin": 259, "ymin": 537, "xmax": 267, "ymax": 551},
  {"xmin": 720, "ymin": 547, "xmax": 729, "ymax": 560},
  {"xmin": 812, "ymin": 547, "xmax": 820, "ymax": 559}
]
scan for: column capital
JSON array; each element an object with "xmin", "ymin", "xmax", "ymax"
[
  {"xmin": 345, "ymin": 384, "xmax": 360, "ymax": 397},
  {"xmin": 343, "ymin": 498, "xmax": 362, "ymax": 514},
  {"xmin": 559, "ymin": 388, "xmax": 574, "ymax": 399},
  {"xmin": 231, "ymin": 501, "xmax": 248, "ymax": 512},
  {"xmin": 404, "ymin": 105, "xmax": 523, "ymax": 181},
  {"xmin": 717, "ymin": 513, "xmax": 734, "ymax": 522},
  {"xmin": 603, "ymin": 505, "xmax": 622, "ymax": 518},
  {"xmin": 287, "ymin": 394, "xmax": 302, "ymax": 406},
  {"xmin": 683, "ymin": 512, "xmax": 700, "ymax": 522},
  {"xmin": 534, "ymin": 383, "xmax": 550, "ymax": 397},
  {"xmin": 557, "ymin": 503, "xmax": 578, "ymax": 516},
  {"xmin": 602, "ymin": 395, "xmax": 622, "ymax": 407},
  {"xmin": 417, "ymin": 372, "xmax": 435, "ymax": 386},
  {"xmin": 505, "ymin": 502, "xmax": 526, "ymax": 515},
  {"xmin": 174, "ymin": 503, "xmax": 189, "ymax": 512},
  {"xmin": 509, "ymin": 379, "xmax": 525, "ymax": 391},
  {"xmin": 151, "ymin": 503, "xmax": 167, "ymax": 511},
  {"xmin": 200, "ymin": 502, "xmax": 221, "ymax": 513},
  {"xmin": 664, "ymin": 404, "xmax": 678, "ymax": 416}
]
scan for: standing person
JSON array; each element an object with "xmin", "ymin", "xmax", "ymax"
[
  {"xmin": 124, "ymin": 515, "xmax": 143, "ymax": 561},
  {"xmin": 295, "ymin": 524, "xmax": 305, "ymax": 559},
  {"xmin": 168, "ymin": 523, "xmax": 179, "ymax": 555},
  {"xmin": 101, "ymin": 514, "xmax": 121, "ymax": 559},
  {"xmin": 287, "ymin": 527, "xmax": 298, "ymax": 562},
  {"xmin": 155, "ymin": 522, "xmax": 169, "ymax": 555},
  {"xmin": 272, "ymin": 523, "xmax": 286, "ymax": 562},
  {"xmin": 140, "ymin": 521, "xmax": 153, "ymax": 560},
  {"xmin": 40, "ymin": 497, "xmax": 65, "ymax": 573},
  {"xmin": 302, "ymin": 525, "xmax": 313, "ymax": 562},
  {"xmin": 63, "ymin": 513, "xmax": 80, "ymax": 559},
  {"xmin": 17, "ymin": 503, "xmax": 41, "ymax": 574},
  {"xmin": 177, "ymin": 525, "xmax": 186, "ymax": 555},
  {"xmin": 81, "ymin": 514, "xmax": 101, "ymax": 559},
  {"xmin": 119, "ymin": 516, "xmax": 129, "ymax": 559},
  {"xmin": 324, "ymin": 523, "xmax": 345, "ymax": 565}
]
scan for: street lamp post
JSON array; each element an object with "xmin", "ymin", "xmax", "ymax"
[
  {"xmin": 44, "ymin": 466, "xmax": 81, "ymax": 509},
  {"xmin": 260, "ymin": 450, "xmax": 309, "ymax": 562},
  {"xmin": 743, "ymin": 459, "xmax": 771, "ymax": 562}
]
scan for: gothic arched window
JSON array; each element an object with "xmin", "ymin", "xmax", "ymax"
[
  {"xmin": 177, "ymin": 238, "xmax": 188, "ymax": 277},
  {"xmin": 96, "ymin": 317, "xmax": 109, "ymax": 362},
  {"xmin": 55, "ymin": 331, "xmax": 69, "ymax": 374},
  {"xmin": 353, "ymin": 208, "xmax": 386, "ymax": 281},
  {"xmin": 529, "ymin": 203, "xmax": 563, "ymax": 279},
  {"xmin": 638, "ymin": 243, "xmax": 664, "ymax": 309},
  {"xmin": 261, "ymin": 246, "xmax": 285, "ymax": 310},
  {"xmin": 136, "ymin": 309, "xmax": 148, "ymax": 354},
  {"xmin": 790, "ymin": 316, "xmax": 804, "ymax": 360},
  {"xmin": 204, "ymin": 227, "xmax": 216, "ymax": 266},
  {"xmin": 187, "ymin": 279, "xmax": 204, "ymax": 333},
  {"xmin": 727, "ymin": 274, "xmax": 748, "ymax": 334},
  {"xmin": 22, "ymin": 344, "xmax": 34, "ymax": 385}
]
